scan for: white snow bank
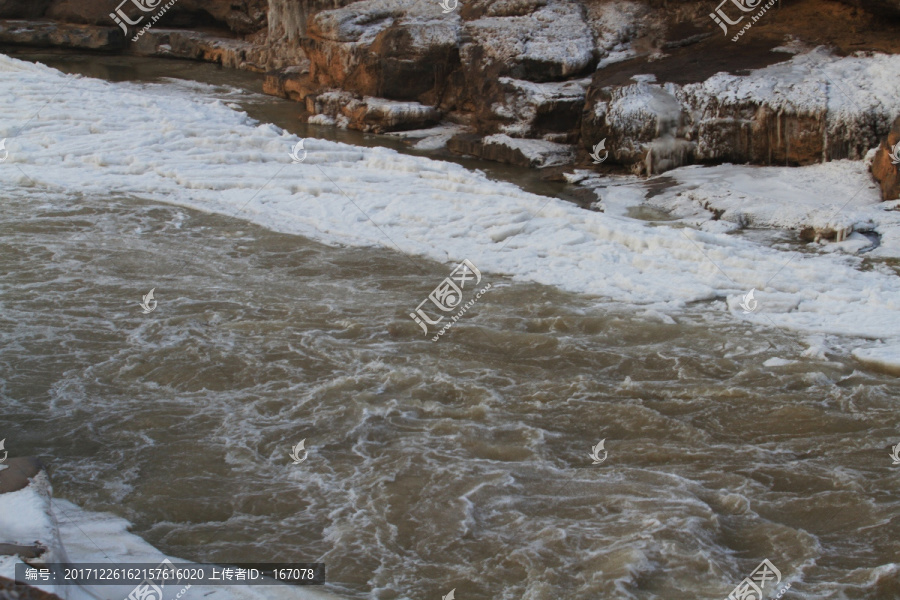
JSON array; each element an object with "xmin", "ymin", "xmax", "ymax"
[
  {"xmin": 482, "ymin": 133, "xmax": 575, "ymax": 167},
  {"xmin": 642, "ymin": 161, "xmax": 899, "ymax": 249},
  {"xmin": 386, "ymin": 123, "xmax": 468, "ymax": 150},
  {"xmin": 599, "ymin": 48, "xmax": 900, "ymax": 168},
  {"xmin": 0, "ymin": 473, "xmax": 344, "ymax": 599},
  {"xmin": 3, "ymin": 54, "xmax": 900, "ymax": 360},
  {"xmin": 852, "ymin": 345, "xmax": 900, "ymax": 374},
  {"xmin": 461, "ymin": 1, "xmax": 595, "ymax": 78},
  {"xmin": 681, "ymin": 48, "xmax": 900, "ymax": 149},
  {"xmin": 492, "ymin": 76, "xmax": 588, "ymax": 138},
  {"xmin": 0, "ymin": 473, "xmax": 59, "ymax": 552}
]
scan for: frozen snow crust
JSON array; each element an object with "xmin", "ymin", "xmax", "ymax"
[
  {"xmin": 0, "ymin": 470, "xmax": 344, "ymax": 599},
  {"xmin": 2, "ymin": 54, "xmax": 900, "ymax": 368},
  {"xmin": 591, "ymin": 48, "xmax": 900, "ymax": 172}
]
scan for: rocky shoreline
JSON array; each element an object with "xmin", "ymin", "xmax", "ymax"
[
  {"xmin": 0, "ymin": 0, "xmax": 899, "ymax": 194},
  {"xmin": 0, "ymin": 458, "xmax": 63, "ymax": 600}
]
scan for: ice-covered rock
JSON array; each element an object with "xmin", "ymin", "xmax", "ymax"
[
  {"xmin": 584, "ymin": 77, "xmax": 693, "ymax": 174},
  {"xmin": 0, "ymin": 459, "xmax": 68, "ymax": 599},
  {"xmin": 306, "ymin": 90, "xmax": 440, "ymax": 132},
  {"xmin": 448, "ymin": 132, "xmax": 574, "ymax": 167},
  {"xmin": 583, "ymin": 48, "xmax": 900, "ymax": 175},
  {"xmin": 303, "ymin": 0, "xmax": 458, "ymax": 101},
  {"xmin": 460, "ymin": 0, "xmax": 595, "ymax": 84},
  {"xmin": 130, "ymin": 28, "xmax": 268, "ymax": 71},
  {"xmin": 387, "ymin": 122, "xmax": 469, "ymax": 149},
  {"xmin": 489, "ymin": 76, "xmax": 589, "ymax": 141},
  {"xmin": 2, "ymin": 0, "xmax": 899, "ymax": 176}
]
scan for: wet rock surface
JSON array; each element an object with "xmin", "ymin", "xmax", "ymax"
[
  {"xmin": 0, "ymin": 20, "xmax": 123, "ymax": 50},
  {"xmin": 130, "ymin": 28, "xmax": 268, "ymax": 71},
  {"xmin": 448, "ymin": 132, "xmax": 575, "ymax": 168},
  {"xmin": 0, "ymin": 577, "xmax": 63, "ymax": 600},
  {"xmin": 872, "ymin": 115, "xmax": 900, "ymax": 201},
  {"xmin": 0, "ymin": 457, "xmax": 44, "ymax": 494},
  {"xmin": 43, "ymin": 0, "xmax": 267, "ymax": 33}
]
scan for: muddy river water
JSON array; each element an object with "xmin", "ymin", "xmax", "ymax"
[{"xmin": 1, "ymin": 50, "xmax": 899, "ymax": 600}]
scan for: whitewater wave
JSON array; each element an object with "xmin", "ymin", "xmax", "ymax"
[{"xmin": 1, "ymin": 54, "xmax": 899, "ymax": 364}]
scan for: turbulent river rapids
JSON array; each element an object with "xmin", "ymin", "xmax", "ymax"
[{"xmin": 1, "ymin": 51, "xmax": 899, "ymax": 600}]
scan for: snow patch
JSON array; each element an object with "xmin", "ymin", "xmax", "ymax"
[
  {"xmin": 3, "ymin": 54, "xmax": 900, "ymax": 368},
  {"xmin": 852, "ymin": 345, "xmax": 900, "ymax": 374},
  {"xmin": 482, "ymin": 133, "xmax": 575, "ymax": 167}
]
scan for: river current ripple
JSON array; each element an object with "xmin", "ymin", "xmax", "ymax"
[{"xmin": 0, "ymin": 53, "xmax": 899, "ymax": 600}]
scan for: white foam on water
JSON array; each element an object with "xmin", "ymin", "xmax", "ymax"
[{"xmin": 2, "ymin": 54, "xmax": 900, "ymax": 365}]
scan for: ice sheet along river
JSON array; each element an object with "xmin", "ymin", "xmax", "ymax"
[{"xmin": 1, "ymin": 52, "xmax": 899, "ymax": 600}]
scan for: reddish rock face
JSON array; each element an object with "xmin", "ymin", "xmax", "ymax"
[
  {"xmin": 43, "ymin": 0, "xmax": 117, "ymax": 25},
  {"xmin": 0, "ymin": 19, "xmax": 124, "ymax": 50},
  {"xmin": 301, "ymin": 0, "xmax": 458, "ymax": 102},
  {"xmin": 0, "ymin": 575, "xmax": 64, "ymax": 600},
  {"xmin": 0, "ymin": 0, "xmax": 52, "ymax": 19},
  {"xmin": 175, "ymin": 0, "xmax": 268, "ymax": 34},
  {"xmin": 871, "ymin": 116, "xmax": 900, "ymax": 201},
  {"xmin": 44, "ymin": 0, "xmax": 267, "ymax": 34},
  {"xmin": 835, "ymin": 0, "xmax": 900, "ymax": 16}
]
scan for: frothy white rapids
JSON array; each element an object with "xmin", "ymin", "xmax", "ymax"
[{"xmin": 1, "ymin": 55, "xmax": 900, "ymax": 364}]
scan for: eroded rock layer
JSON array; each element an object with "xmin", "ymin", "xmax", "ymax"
[{"xmin": 0, "ymin": 0, "xmax": 899, "ymax": 179}]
